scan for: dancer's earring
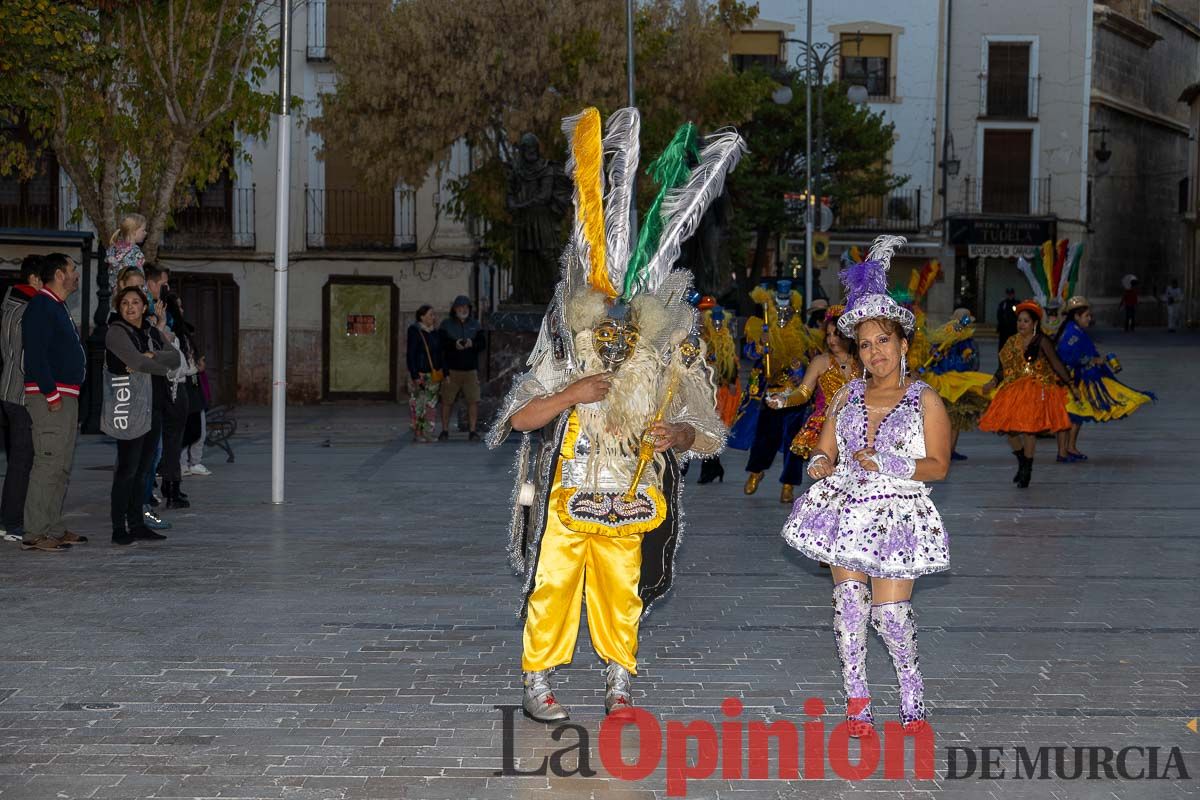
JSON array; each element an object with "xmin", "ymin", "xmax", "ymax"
[
  {"xmin": 899, "ymin": 354, "xmax": 907, "ymax": 386},
  {"xmin": 862, "ymin": 365, "xmax": 868, "ymax": 380}
]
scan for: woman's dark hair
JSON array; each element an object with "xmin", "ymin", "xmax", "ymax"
[
  {"xmin": 1016, "ymin": 309, "xmax": 1043, "ymax": 361},
  {"xmin": 415, "ymin": 304, "xmax": 433, "ymax": 322},
  {"xmin": 163, "ymin": 292, "xmax": 198, "ymax": 357},
  {"xmin": 824, "ymin": 317, "xmax": 860, "ymax": 368},
  {"xmin": 1054, "ymin": 306, "xmax": 1088, "ymax": 344},
  {"xmin": 113, "ymin": 286, "xmax": 149, "ymax": 316}
]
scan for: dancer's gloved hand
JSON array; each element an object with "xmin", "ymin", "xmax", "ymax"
[
  {"xmin": 807, "ymin": 451, "xmax": 834, "ymax": 480},
  {"xmin": 854, "ymin": 447, "xmax": 915, "ymax": 479}
]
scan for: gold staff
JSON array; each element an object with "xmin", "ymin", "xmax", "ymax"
[{"xmin": 623, "ymin": 368, "xmax": 680, "ymax": 502}]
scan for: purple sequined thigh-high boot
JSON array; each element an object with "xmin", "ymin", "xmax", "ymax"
[
  {"xmin": 832, "ymin": 580, "xmax": 874, "ymax": 737},
  {"xmin": 870, "ymin": 601, "xmax": 928, "ymax": 731}
]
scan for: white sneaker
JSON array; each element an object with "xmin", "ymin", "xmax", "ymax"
[
  {"xmin": 188, "ymin": 463, "xmax": 212, "ymax": 476},
  {"xmin": 3, "ymin": 532, "xmax": 21, "ymax": 543}
]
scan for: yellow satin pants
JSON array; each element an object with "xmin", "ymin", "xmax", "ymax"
[{"xmin": 521, "ymin": 512, "xmax": 644, "ymax": 674}]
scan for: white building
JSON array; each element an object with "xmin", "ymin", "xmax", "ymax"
[{"xmin": 756, "ymin": 0, "xmax": 955, "ymax": 316}]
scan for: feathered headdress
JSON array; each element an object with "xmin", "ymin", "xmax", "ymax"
[
  {"xmin": 836, "ymin": 234, "xmax": 916, "ymax": 336},
  {"xmin": 558, "ymin": 107, "xmax": 747, "ymax": 306}
]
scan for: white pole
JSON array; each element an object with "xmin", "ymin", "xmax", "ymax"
[
  {"xmin": 626, "ymin": 0, "xmax": 638, "ymax": 246},
  {"xmin": 804, "ymin": 0, "xmax": 814, "ymax": 305},
  {"xmin": 271, "ymin": 0, "xmax": 292, "ymax": 504}
]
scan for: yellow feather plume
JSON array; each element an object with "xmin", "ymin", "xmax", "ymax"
[{"xmin": 567, "ymin": 108, "xmax": 614, "ymax": 298}]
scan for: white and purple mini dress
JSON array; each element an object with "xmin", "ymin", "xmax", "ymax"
[{"xmin": 782, "ymin": 379, "xmax": 950, "ymax": 579}]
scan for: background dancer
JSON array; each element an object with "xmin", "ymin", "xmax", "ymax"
[
  {"xmin": 696, "ymin": 296, "xmax": 739, "ymax": 484},
  {"xmin": 728, "ymin": 279, "xmax": 813, "ymax": 503},
  {"xmin": 781, "ymin": 235, "xmax": 951, "ymax": 738},
  {"xmin": 979, "ymin": 302, "xmax": 1077, "ymax": 488},
  {"xmin": 1054, "ymin": 296, "xmax": 1154, "ymax": 461},
  {"xmin": 488, "ymin": 108, "xmax": 737, "ymax": 723},
  {"xmin": 917, "ymin": 309, "xmax": 992, "ymax": 460}
]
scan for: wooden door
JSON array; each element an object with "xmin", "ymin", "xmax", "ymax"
[
  {"xmin": 172, "ymin": 272, "xmax": 240, "ymax": 407},
  {"xmin": 982, "ymin": 130, "xmax": 1032, "ymax": 214}
]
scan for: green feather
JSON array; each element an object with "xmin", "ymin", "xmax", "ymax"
[{"xmin": 622, "ymin": 123, "xmax": 699, "ymax": 300}]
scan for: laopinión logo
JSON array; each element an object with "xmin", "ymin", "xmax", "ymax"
[{"xmin": 495, "ymin": 698, "xmax": 1192, "ymax": 796}]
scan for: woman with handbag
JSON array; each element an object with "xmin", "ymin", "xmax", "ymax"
[
  {"xmin": 104, "ymin": 287, "xmax": 180, "ymax": 546},
  {"xmin": 406, "ymin": 305, "xmax": 444, "ymax": 443}
]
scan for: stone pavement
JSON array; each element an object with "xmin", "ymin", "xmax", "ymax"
[{"xmin": 0, "ymin": 331, "xmax": 1196, "ymax": 800}]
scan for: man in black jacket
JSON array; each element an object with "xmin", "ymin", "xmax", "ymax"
[
  {"xmin": 438, "ymin": 295, "xmax": 486, "ymax": 441},
  {"xmin": 996, "ymin": 287, "xmax": 1018, "ymax": 351},
  {"xmin": 0, "ymin": 256, "xmax": 43, "ymax": 544}
]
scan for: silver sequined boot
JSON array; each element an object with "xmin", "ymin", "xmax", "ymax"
[
  {"xmin": 604, "ymin": 662, "xmax": 634, "ymax": 715},
  {"xmin": 870, "ymin": 601, "xmax": 929, "ymax": 731},
  {"xmin": 833, "ymin": 580, "xmax": 875, "ymax": 737},
  {"xmin": 522, "ymin": 670, "xmax": 569, "ymax": 723}
]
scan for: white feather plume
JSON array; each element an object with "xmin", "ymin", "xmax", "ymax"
[
  {"xmin": 642, "ymin": 129, "xmax": 747, "ymax": 292},
  {"xmin": 602, "ymin": 107, "xmax": 640, "ymax": 295},
  {"xmin": 866, "ymin": 234, "xmax": 908, "ymax": 273}
]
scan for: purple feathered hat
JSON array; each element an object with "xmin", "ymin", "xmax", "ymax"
[{"xmin": 837, "ymin": 234, "xmax": 916, "ymax": 337}]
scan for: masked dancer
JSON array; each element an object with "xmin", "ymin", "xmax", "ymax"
[
  {"xmin": 488, "ymin": 108, "xmax": 739, "ymax": 722},
  {"xmin": 781, "ymin": 235, "xmax": 951, "ymax": 737},
  {"xmin": 695, "ymin": 296, "xmax": 739, "ymax": 484}
]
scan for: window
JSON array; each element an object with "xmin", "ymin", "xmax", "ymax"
[
  {"xmin": 730, "ymin": 30, "xmax": 783, "ymax": 73},
  {"xmin": 0, "ymin": 123, "xmax": 59, "ymax": 229},
  {"xmin": 732, "ymin": 53, "xmax": 779, "ymax": 72},
  {"xmin": 840, "ymin": 34, "xmax": 891, "ymax": 99},
  {"xmin": 982, "ymin": 129, "xmax": 1033, "ymax": 214},
  {"xmin": 985, "ymin": 42, "xmax": 1033, "ymax": 118}
]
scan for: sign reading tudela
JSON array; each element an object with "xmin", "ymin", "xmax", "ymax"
[{"xmin": 948, "ymin": 217, "xmax": 1056, "ymax": 250}]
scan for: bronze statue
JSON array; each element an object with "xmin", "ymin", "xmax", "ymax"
[{"xmin": 505, "ymin": 133, "xmax": 568, "ymax": 304}]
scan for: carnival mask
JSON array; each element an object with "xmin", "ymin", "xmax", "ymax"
[
  {"xmin": 710, "ymin": 307, "xmax": 725, "ymax": 329},
  {"xmin": 592, "ymin": 318, "xmax": 640, "ymax": 370},
  {"xmin": 678, "ymin": 334, "xmax": 701, "ymax": 367}
]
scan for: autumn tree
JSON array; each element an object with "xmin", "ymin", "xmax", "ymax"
[
  {"xmin": 314, "ymin": 0, "xmax": 769, "ymax": 266},
  {"xmin": 726, "ymin": 70, "xmax": 904, "ymax": 311},
  {"xmin": 0, "ymin": 0, "xmax": 278, "ymax": 261}
]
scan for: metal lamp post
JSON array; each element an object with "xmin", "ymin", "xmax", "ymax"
[{"xmin": 775, "ymin": 22, "xmax": 865, "ymax": 307}]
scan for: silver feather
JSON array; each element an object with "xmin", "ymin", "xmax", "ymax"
[
  {"xmin": 866, "ymin": 234, "xmax": 908, "ymax": 273},
  {"xmin": 601, "ymin": 107, "xmax": 640, "ymax": 296},
  {"xmin": 642, "ymin": 129, "xmax": 747, "ymax": 292}
]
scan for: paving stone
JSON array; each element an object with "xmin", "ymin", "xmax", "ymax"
[{"xmin": 0, "ymin": 332, "xmax": 1195, "ymax": 798}]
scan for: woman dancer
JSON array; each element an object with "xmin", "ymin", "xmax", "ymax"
[
  {"xmin": 979, "ymin": 301, "xmax": 1077, "ymax": 487},
  {"xmin": 1054, "ymin": 296, "xmax": 1153, "ymax": 461},
  {"xmin": 918, "ymin": 310, "xmax": 992, "ymax": 460},
  {"xmin": 782, "ymin": 236, "xmax": 951, "ymax": 737},
  {"xmin": 765, "ymin": 305, "xmax": 854, "ymax": 463}
]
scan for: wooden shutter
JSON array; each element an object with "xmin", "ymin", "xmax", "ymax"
[{"xmin": 982, "ymin": 130, "xmax": 1032, "ymax": 214}]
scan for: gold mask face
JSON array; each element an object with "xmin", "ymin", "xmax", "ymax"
[{"xmin": 592, "ymin": 319, "xmax": 640, "ymax": 370}]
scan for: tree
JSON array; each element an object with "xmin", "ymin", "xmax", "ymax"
[
  {"xmin": 726, "ymin": 71, "xmax": 905, "ymax": 311},
  {"xmin": 314, "ymin": 0, "xmax": 768, "ymax": 270},
  {"xmin": 0, "ymin": 0, "xmax": 278, "ymax": 261}
]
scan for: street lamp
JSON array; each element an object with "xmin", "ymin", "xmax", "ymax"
[{"xmin": 772, "ymin": 21, "xmax": 867, "ymax": 307}]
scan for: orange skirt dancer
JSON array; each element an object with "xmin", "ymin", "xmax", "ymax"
[{"xmin": 979, "ymin": 375, "xmax": 1070, "ymax": 434}]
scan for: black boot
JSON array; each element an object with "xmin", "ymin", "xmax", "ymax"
[
  {"xmin": 165, "ymin": 481, "xmax": 191, "ymax": 509},
  {"xmin": 1012, "ymin": 450, "xmax": 1024, "ymax": 483},
  {"xmin": 1016, "ymin": 457, "xmax": 1033, "ymax": 488},
  {"xmin": 697, "ymin": 457, "xmax": 725, "ymax": 485}
]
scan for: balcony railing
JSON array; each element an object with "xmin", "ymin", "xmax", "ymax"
[
  {"xmin": 305, "ymin": 186, "xmax": 417, "ymax": 250},
  {"xmin": 832, "ymin": 188, "xmax": 922, "ymax": 232},
  {"xmin": 959, "ymin": 176, "xmax": 1052, "ymax": 216},
  {"xmin": 979, "ymin": 74, "xmax": 1040, "ymax": 119},
  {"xmin": 162, "ymin": 186, "xmax": 256, "ymax": 250}
]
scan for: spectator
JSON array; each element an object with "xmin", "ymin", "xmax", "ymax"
[
  {"xmin": 1120, "ymin": 279, "xmax": 1139, "ymax": 332},
  {"xmin": 1163, "ymin": 279, "xmax": 1183, "ymax": 333},
  {"xmin": 0, "ymin": 256, "xmax": 44, "ymax": 544},
  {"xmin": 181, "ymin": 357, "xmax": 211, "ymax": 476},
  {"xmin": 139, "ymin": 263, "xmax": 173, "ymax": 511},
  {"xmin": 996, "ymin": 288, "xmax": 1018, "ymax": 351},
  {"xmin": 108, "ymin": 266, "xmax": 171, "ymax": 531},
  {"xmin": 105, "ymin": 213, "xmax": 147, "ymax": 295},
  {"xmin": 159, "ymin": 290, "xmax": 197, "ymax": 509},
  {"xmin": 20, "ymin": 253, "xmax": 88, "ymax": 552},
  {"xmin": 105, "ymin": 286, "xmax": 180, "ymax": 545},
  {"xmin": 438, "ymin": 295, "xmax": 486, "ymax": 442},
  {"xmin": 406, "ymin": 305, "xmax": 443, "ymax": 443}
]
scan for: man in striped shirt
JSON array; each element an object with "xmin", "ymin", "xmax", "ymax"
[{"xmin": 21, "ymin": 253, "xmax": 87, "ymax": 552}]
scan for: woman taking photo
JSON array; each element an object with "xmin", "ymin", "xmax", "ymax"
[
  {"xmin": 105, "ymin": 287, "xmax": 180, "ymax": 545},
  {"xmin": 406, "ymin": 305, "xmax": 444, "ymax": 443},
  {"xmin": 1054, "ymin": 295, "xmax": 1154, "ymax": 461},
  {"xmin": 781, "ymin": 236, "xmax": 951, "ymax": 738},
  {"xmin": 978, "ymin": 301, "xmax": 1077, "ymax": 487}
]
